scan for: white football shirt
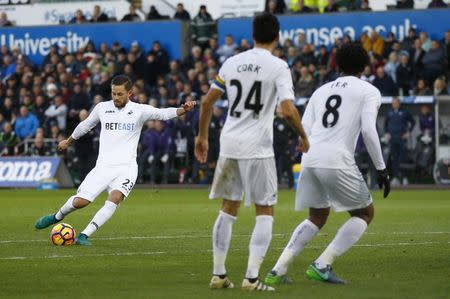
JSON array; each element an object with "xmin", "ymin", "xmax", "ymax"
[
  {"xmin": 72, "ymin": 100, "xmax": 178, "ymax": 166},
  {"xmin": 301, "ymin": 76, "xmax": 385, "ymax": 170},
  {"xmin": 211, "ymin": 47, "xmax": 295, "ymax": 159}
]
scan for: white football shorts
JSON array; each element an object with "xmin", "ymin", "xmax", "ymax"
[
  {"xmin": 295, "ymin": 166, "xmax": 372, "ymax": 212},
  {"xmin": 209, "ymin": 156, "xmax": 278, "ymax": 206},
  {"xmin": 76, "ymin": 163, "xmax": 138, "ymax": 202}
]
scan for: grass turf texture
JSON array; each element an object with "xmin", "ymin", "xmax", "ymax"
[{"xmin": 0, "ymin": 189, "xmax": 449, "ymax": 299}]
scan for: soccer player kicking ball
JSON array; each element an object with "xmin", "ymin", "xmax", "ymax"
[
  {"xmin": 264, "ymin": 43, "xmax": 391, "ymax": 286},
  {"xmin": 195, "ymin": 13, "xmax": 309, "ymax": 291},
  {"xmin": 35, "ymin": 75, "xmax": 196, "ymax": 245}
]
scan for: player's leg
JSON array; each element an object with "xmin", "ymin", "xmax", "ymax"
[
  {"xmin": 76, "ymin": 191, "xmax": 125, "ymax": 245},
  {"xmin": 210, "ymin": 199, "xmax": 239, "ymax": 289},
  {"xmin": 209, "ymin": 157, "xmax": 243, "ymax": 289},
  {"xmin": 76, "ymin": 165, "xmax": 137, "ymax": 245},
  {"xmin": 241, "ymin": 204, "xmax": 275, "ymax": 291},
  {"xmin": 266, "ymin": 168, "xmax": 328, "ymax": 285},
  {"xmin": 307, "ymin": 167, "xmax": 373, "ymax": 284},
  {"xmin": 35, "ymin": 166, "xmax": 110, "ymax": 229},
  {"xmin": 240, "ymin": 158, "xmax": 277, "ymax": 291}
]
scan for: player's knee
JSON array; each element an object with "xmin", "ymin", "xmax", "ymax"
[
  {"xmin": 308, "ymin": 216, "xmax": 327, "ymax": 229},
  {"xmin": 108, "ymin": 191, "xmax": 125, "ymax": 205},
  {"xmin": 73, "ymin": 197, "xmax": 90, "ymax": 209},
  {"xmin": 255, "ymin": 205, "xmax": 273, "ymax": 216},
  {"xmin": 221, "ymin": 199, "xmax": 240, "ymax": 216}
]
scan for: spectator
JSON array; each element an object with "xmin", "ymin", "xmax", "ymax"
[
  {"xmin": 216, "ymin": 35, "xmax": 238, "ymax": 63},
  {"xmin": 15, "ymin": 106, "xmax": 39, "ymax": 139},
  {"xmin": 324, "ymin": 0, "xmax": 339, "ymax": 12},
  {"xmin": 44, "ymin": 95, "xmax": 68, "ymax": 132},
  {"xmin": 147, "ymin": 120, "xmax": 171, "ymax": 184},
  {"xmin": 148, "ymin": 41, "xmax": 170, "ymax": 75},
  {"xmin": 428, "ymin": 0, "xmax": 448, "ymax": 8},
  {"xmin": 419, "ymin": 104, "xmax": 435, "ymax": 136},
  {"xmin": 70, "ymin": 9, "xmax": 87, "ymax": 24},
  {"xmin": 372, "ymin": 66, "xmax": 398, "ymax": 96},
  {"xmin": 410, "ymin": 38, "xmax": 425, "ymax": 79},
  {"xmin": 419, "ymin": 32, "xmax": 432, "ymax": 52},
  {"xmin": 1, "ymin": 55, "xmax": 16, "ymax": 80},
  {"xmin": 413, "ymin": 78, "xmax": 432, "ymax": 95},
  {"xmin": 401, "ymin": 28, "xmax": 417, "ymax": 51},
  {"xmin": 190, "ymin": 5, "xmax": 216, "ymax": 50},
  {"xmin": 292, "ymin": 0, "xmax": 314, "ymax": 13},
  {"xmin": 265, "ymin": 0, "xmax": 287, "ymax": 14},
  {"xmin": 0, "ymin": 12, "xmax": 13, "ymax": 27},
  {"xmin": 396, "ymin": 52, "xmax": 414, "ymax": 95},
  {"xmin": 396, "ymin": 0, "xmax": 414, "ymax": 9},
  {"xmin": 68, "ymin": 83, "xmax": 91, "ymax": 131},
  {"xmin": 121, "ymin": 4, "xmax": 141, "ymax": 22},
  {"xmin": 360, "ymin": 65, "xmax": 375, "ymax": 83},
  {"xmin": 90, "ymin": 5, "xmax": 109, "ymax": 22},
  {"xmin": 295, "ymin": 66, "xmax": 315, "ymax": 97},
  {"xmin": 433, "ymin": 77, "xmax": 449, "ymax": 96},
  {"xmin": 28, "ymin": 135, "xmax": 50, "ymax": 156},
  {"xmin": 74, "ymin": 109, "xmax": 96, "ymax": 180},
  {"xmin": 384, "ymin": 97, "xmax": 415, "ymax": 185},
  {"xmin": 383, "ymin": 32, "xmax": 397, "ymax": 59},
  {"xmin": 173, "ymin": 3, "xmax": 191, "ymax": 21},
  {"xmin": 0, "ymin": 97, "xmax": 15, "ymax": 122},
  {"xmin": 384, "ymin": 52, "xmax": 399, "ymax": 83},
  {"xmin": 147, "ymin": 5, "xmax": 168, "ymax": 20},
  {"xmin": 444, "ymin": 30, "xmax": 450, "ymax": 72},
  {"xmin": 364, "ymin": 31, "xmax": 385, "ymax": 57},
  {"xmin": 422, "ymin": 40, "xmax": 446, "ymax": 85},
  {"xmin": 0, "ymin": 122, "xmax": 18, "ymax": 156},
  {"xmin": 360, "ymin": 0, "xmax": 372, "ymax": 11}
]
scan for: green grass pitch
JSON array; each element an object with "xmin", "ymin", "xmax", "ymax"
[{"xmin": 0, "ymin": 188, "xmax": 449, "ymax": 299}]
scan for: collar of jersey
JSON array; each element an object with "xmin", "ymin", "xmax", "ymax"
[{"xmin": 252, "ymin": 47, "xmax": 271, "ymax": 55}]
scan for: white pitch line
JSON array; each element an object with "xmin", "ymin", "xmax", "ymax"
[
  {"xmin": 1, "ymin": 231, "xmax": 449, "ymax": 245},
  {"xmin": 0, "ymin": 241, "xmax": 447, "ymax": 261},
  {"xmin": 0, "ymin": 251, "xmax": 166, "ymax": 260}
]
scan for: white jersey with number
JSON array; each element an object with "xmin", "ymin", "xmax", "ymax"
[
  {"xmin": 301, "ymin": 76, "xmax": 385, "ymax": 170},
  {"xmin": 71, "ymin": 100, "xmax": 178, "ymax": 166},
  {"xmin": 211, "ymin": 47, "xmax": 295, "ymax": 159}
]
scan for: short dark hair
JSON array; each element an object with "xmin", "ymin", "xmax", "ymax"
[
  {"xmin": 111, "ymin": 75, "xmax": 132, "ymax": 91},
  {"xmin": 253, "ymin": 13, "xmax": 279, "ymax": 44},
  {"xmin": 336, "ymin": 43, "xmax": 369, "ymax": 76}
]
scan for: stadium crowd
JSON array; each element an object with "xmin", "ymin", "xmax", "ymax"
[{"xmin": 0, "ymin": 1, "xmax": 449, "ymax": 186}]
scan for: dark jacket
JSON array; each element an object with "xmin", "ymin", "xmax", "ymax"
[{"xmin": 385, "ymin": 108, "xmax": 415, "ymax": 138}]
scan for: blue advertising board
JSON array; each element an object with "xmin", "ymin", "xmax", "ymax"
[
  {"xmin": 219, "ymin": 9, "xmax": 450, "ymax": 47},
  {"xmin": 0, "ymin": 21, "xmax": 182, "ymax": 65},
  {"xmin": 0, "ymin": 156, "xmax": 67, "ymax": 188}
]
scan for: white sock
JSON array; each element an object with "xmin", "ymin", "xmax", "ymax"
[
  {"xmin": 315, "ymin": 217, "xmax": 368, "ymax": 268},
  {"xmin": 212, "ymin": 211, "xmax": 236, "ymax": 276},
  {"xmin": 81, "ymin": 201, "xmax": 118, "ymax": 237},
  {"xmin": 245, "ymin": 215, "xmax": 273, "ymax": 279},
  {"xmin": 55, "ymin": 196, "xmax": 77, "ymax": 221},
  {"xmin": 273, "ymin": 219, "xmax": 319, "ymax": 275}
]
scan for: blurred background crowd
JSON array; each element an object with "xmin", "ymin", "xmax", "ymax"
[{"xmin": 0, "ymin": 0, "xmax": 449, "ymax": 186}]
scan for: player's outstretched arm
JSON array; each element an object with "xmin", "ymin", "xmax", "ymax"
[
  {"xmin": 280, "ymin": 100, "xmax": 310, "ymax": 153},
  {"xmin": 361, "ymin": 109, "xmax": 390, "ymax": 198},
  {"xmin": 195, "ymin": 88, "xmax": 223, "ymax": 163},
  {"xmin": 58, "ymin": 105, "xmax": 101, "ymax": 151}
]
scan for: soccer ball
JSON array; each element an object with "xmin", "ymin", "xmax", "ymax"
[{"xmin": 50, "ymin": 223, "xmax": 76, "ymax": 246}]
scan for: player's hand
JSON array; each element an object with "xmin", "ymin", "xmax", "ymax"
[
  {"xmin": 297, "ymin": 137, "xmax": 310, "ymax": 153},
  {"xmin": 195, "ymin": 137, "xmax": 208, "ymax": 163},
  {"xmin": 57, "ymin": 139, "xmax": 70, "ymax": 151},
  {"xmin": 376, "ymin": 169, "xmax": 391, "ymax": 198},
  {"xmin": 182, "ymin": 101, "xmax": 196, "ymax": 112}
]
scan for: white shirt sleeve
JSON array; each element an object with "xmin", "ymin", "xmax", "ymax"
[
  {"xmin": 275, "ymin": 63, "xmax": 295, "ymax": 103},
  {"xmin": 141, "ymin": 105, "xmax": 178, "ymax": 121},
  {"xmin": 71, "ymin": 104, "xmax": 100, "ymax": 140},
  {"xmin": 45, "ymin": 104, "xmax": 67, "ymax": 117},
  {"xmin": 361, "ymin": 88, "xmax": 386, "ymax": 170}
]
